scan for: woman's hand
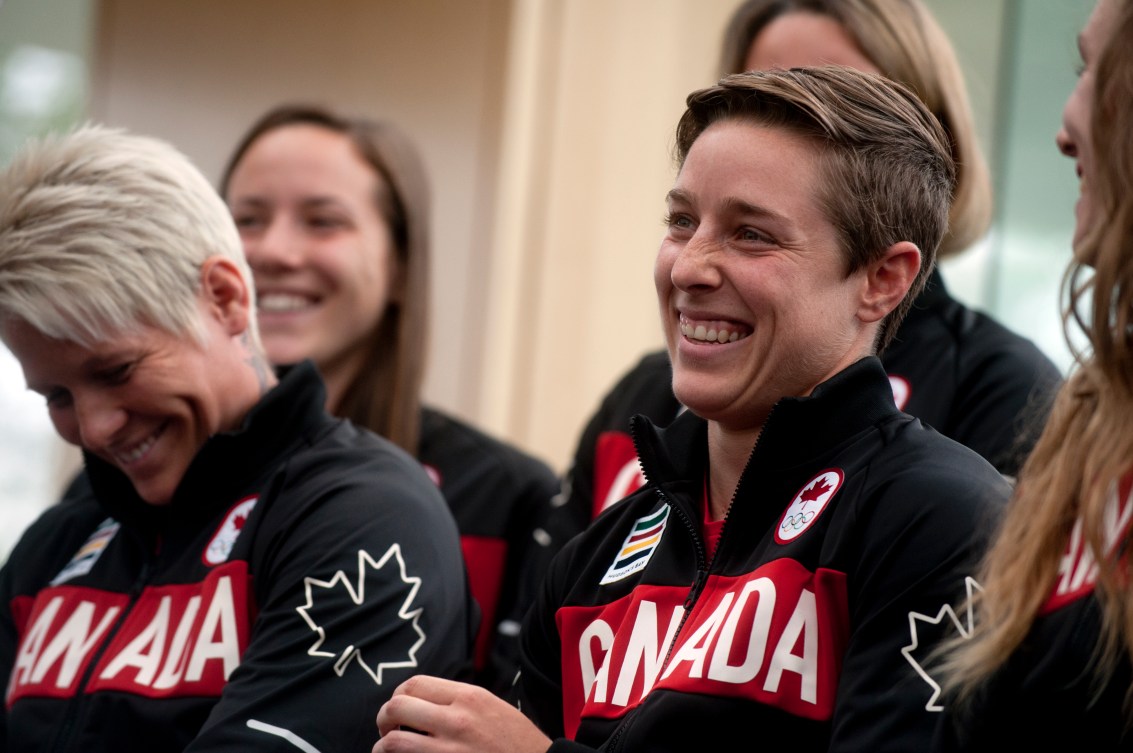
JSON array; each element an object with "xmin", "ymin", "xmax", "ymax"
[{"xmin": 373, "ymin": 675, "xmax": 553, "ymax": 753}]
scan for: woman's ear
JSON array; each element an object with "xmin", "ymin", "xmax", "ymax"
[
  {"xmin": 200, "ymin": 256, "xmax": 252, "ymax": 336},
  {"xmin": 857, "ymin": 241, "xmax": 922, "ymax": 324}
]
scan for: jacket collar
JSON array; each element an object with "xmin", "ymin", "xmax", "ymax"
[
  {"xmin": 632, "ymin": 356, "xmax": 898, "ymax": 492},
  {"xmin": 83, "ymin": 360, "xmax": 329, "ymax": 536}
]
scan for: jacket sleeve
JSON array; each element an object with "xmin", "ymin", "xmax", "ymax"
[
  {"xmin": 185, "ymin": 454, "xmax": 474, "ymax": 753},
  {"xmin": 827, "ymin": 460, "xmax": 1009, "ymax": 753},
  {"xmin": 947, "ymin": 334, "xmax": 1061, "ymax": 478},
  {"xmin": 481, "ymin": 461, "xmax": 564, "ymax": 698},
  {"xmin": 514, "ymin": 535, "xmax": 604, "ymax": 753}
]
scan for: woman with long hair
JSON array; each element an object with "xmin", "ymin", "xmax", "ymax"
[
  {"xmin": 221, "ymin": 106, "xmax": 561, "ymax": 696},
  {"xmin": 936, "ymin": 0, "xmax": 1133, "ymax": 748}
]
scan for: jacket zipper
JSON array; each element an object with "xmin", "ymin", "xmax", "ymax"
[
  {"xmin": 606, "ymin": 489, "xmax": 704, "ymax": 753},
  {"xmin": 713, "ymin": 405, "xmax": 774, "ymax": 563},
  {"xmin": 607, "ymin": 409, "xmax": 774, "ymax": 752},
  {"xmin": 48, "ymin": 557, "xmax": 154, "ymax": 753}
]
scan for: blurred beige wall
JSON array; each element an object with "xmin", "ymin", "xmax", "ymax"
[
  {"xmin": 91, "ymin": 0, "xmax": 511, "ymax": 454},
  {"xmin": 481, "ymin": 0, "xmax": 736, "ymax": 471},
  {"xmin": 89, "ymin": 0, "xmax": 736, "ymax": 473}
]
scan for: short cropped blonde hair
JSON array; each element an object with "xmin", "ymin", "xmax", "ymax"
[{"xmin": 0, "ymin": 124, "xmax": 259, "ymax": 349}]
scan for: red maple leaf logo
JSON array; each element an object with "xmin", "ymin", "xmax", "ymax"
[{"xmin": 800, "ymin": 477, "xmax": 832, "ymax": 505}]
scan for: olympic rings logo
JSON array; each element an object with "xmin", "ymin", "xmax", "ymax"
[
  {"xmin": 780, "ymin": 511, "xmax": 816, "ymax": 532},
  {"xmin": 774, "ymin": 468, "xmax": 845, "ymax": 544}
]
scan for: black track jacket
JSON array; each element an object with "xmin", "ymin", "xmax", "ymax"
[
  {"xmin": 416, "ymin": 407, "xmax": 560, "ymax": 695},
  {"xmin": 0, "ymin": 363, "xmax": 473, "ymax": 752},
  {"xmin": 932, "ymin": 473, "xmax": 1133, "ymax": 751},
  {"xmin": 560, "ymin": 270, "xmax": 1060, "ymax": 534},
  {"xmin": 518, "ymin": 358, "xmax": 1010, "ymax": 752}
]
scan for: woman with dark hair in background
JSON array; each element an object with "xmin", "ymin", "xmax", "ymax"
[
  {"xmin": 560, "ymin": 0, "xmax": 1061, "ymax": 535},
  {"xmin": 221, "ymin": 106, "xmax": 561, "ymax": 696}
]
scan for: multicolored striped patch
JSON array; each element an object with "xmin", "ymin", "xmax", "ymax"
[
  {"xmin": 50, "ymin": 517, "xmax": 120, "ymax": 585},
  {"xmin": 600, "ymin": 505, "xmax": 670, "ymax": 585}
]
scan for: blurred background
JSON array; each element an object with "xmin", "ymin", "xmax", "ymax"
[{"xmin": 0, "ymin": 0, "xmax": 1092, "ymax": 559}]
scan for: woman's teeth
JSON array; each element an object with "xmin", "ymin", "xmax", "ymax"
[
  {"xmin": 258, "ymin": 294, "xmax": 312, "ymax": 313},
  {"xmin": 681, "ymin": 322, "xmax": 746, "ymax": 343},
  {"xmin": 115, "ymin": 431, "xmax": 159, "ymax": 464}
]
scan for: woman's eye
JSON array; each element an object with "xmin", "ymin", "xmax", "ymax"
[
  {"xmin": 232, "ymin": 215, "xmax": 263, "ymax": 231},
  {"xmin": 99, "ymin": 363, "xmax": 133, "ymax": 385},
  {"xmin": 44, "ymin": 389, "xmax": 72, "ymax": 409},
  {"xmin": 308, "ymin": 215, "xmax": 347, "ymax": 231},
  {"xmin": 664, "ymin": 212, "xmax": 693, "ymax": 230}
]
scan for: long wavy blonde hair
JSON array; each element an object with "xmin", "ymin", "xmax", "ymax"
[{"xmin": 943, "ymin": 0, "xmax": 1133, "ymax": 701}]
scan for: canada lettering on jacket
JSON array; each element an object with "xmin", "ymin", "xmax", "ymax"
[
  {"xmin": 558, "ymin": 559, "xmax": 848, "ymax": 734},
  {"xmin": 1044, "ymin": 475, "xmax": 1133, "ymax": 613},
  {"xmin": 7, "ymin": 561, "xmax": 251, "ymax": 704}
]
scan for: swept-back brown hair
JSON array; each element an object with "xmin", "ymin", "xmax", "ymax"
[
  {"xmin": 676, "ymin": 66, "xmax": 955, "ymax": 350},
  {"xmin": 943, "ymin": 0, "xmax": 1133, "ymax": 705},
  {"xmin": 719, "ymin": 0, "xmax": 991, "ymax": 258},
  {"xmin": 220, "ymin": 105, "xmax": 430, "ymax": 454}
]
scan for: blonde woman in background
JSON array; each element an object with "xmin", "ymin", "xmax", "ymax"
[{"xmin": 935, "ymin": 0, "xmax": 1133, "ymax": 749}]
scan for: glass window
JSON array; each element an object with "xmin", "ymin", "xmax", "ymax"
[{"xmin": 927, "ymin": 0, "xmax": 1092, "ymax": 373}]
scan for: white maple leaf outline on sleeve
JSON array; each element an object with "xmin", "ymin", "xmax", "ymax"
[
  {"xmin": 900, "ymin": 576, "xmax": 981, "ymax": 712},
  {"xmin": 295, "ymin": 544, "xmax": 426, "ymax": 685}
]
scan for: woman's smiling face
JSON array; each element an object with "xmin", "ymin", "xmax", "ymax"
[
  {"xmin": 3, "ymin": 309, "xmax": 243, "ymax": 506},
  {"xmin": 655, "ymin": 120, "xmax": 876, "ymax": 431},
  {"xmin": 226, "ymin": 124, "xmax": 398, "ymax": 382},
  {"xmin": 1057, "ymin": 0, "xmax": 1117, "ymax": 261}
]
